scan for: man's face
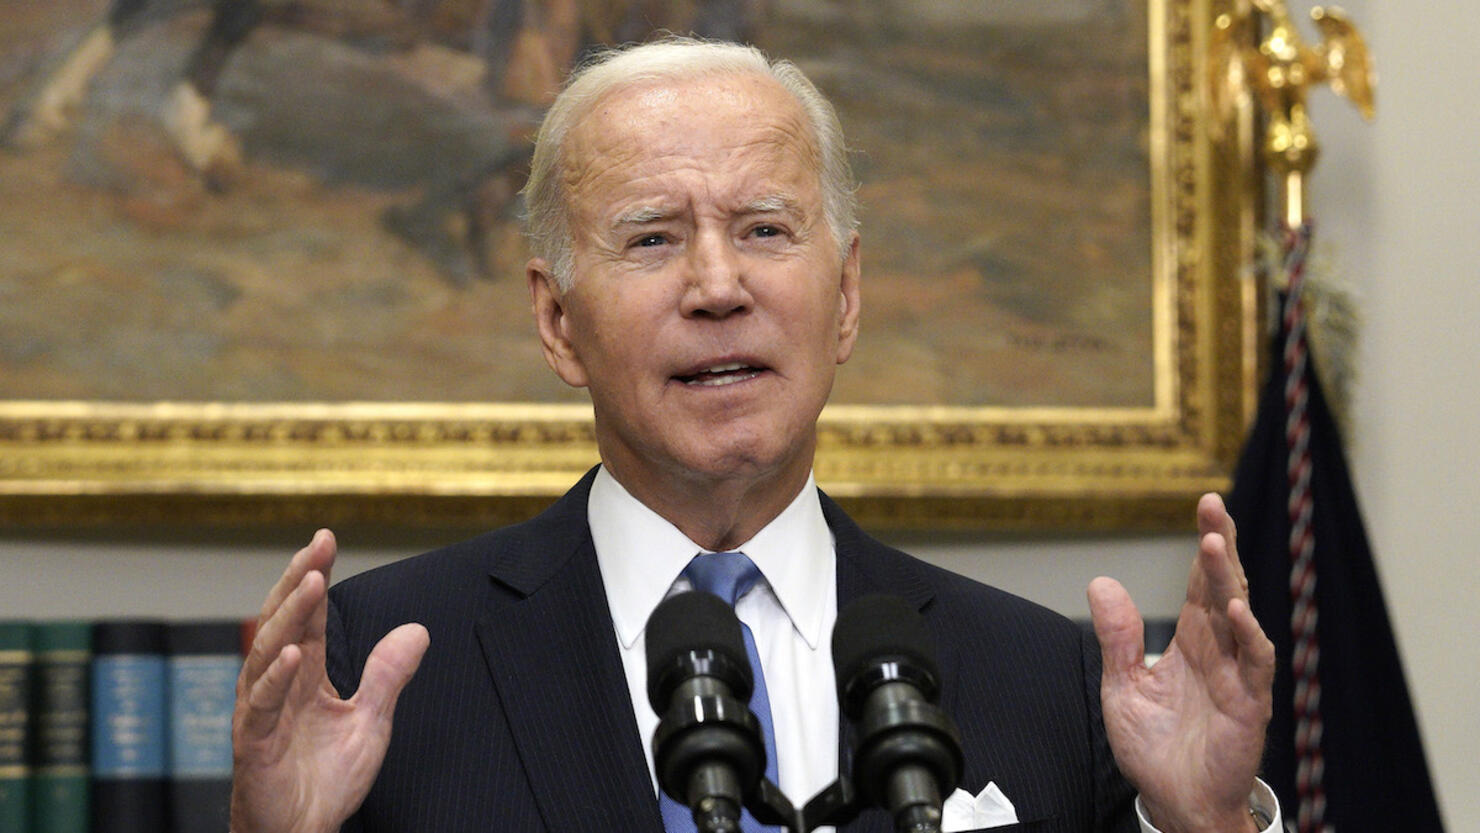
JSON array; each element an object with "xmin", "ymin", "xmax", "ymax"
[{"xmin": 528, "ymin": 72, "xmax": 861, "ymax": 499}]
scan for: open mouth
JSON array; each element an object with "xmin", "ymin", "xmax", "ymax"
[{"xmin": 675, "ymin": 362, "xmax": 765, "ymax": 387}]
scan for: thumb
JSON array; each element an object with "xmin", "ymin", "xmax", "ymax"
[
  {"xmin": 1088, "ymin": 577, "xmax": 1145, "ymax": 684},
  {"xmin": 354, "ymin": 623, "xmax": 430, "ymax": 719}
]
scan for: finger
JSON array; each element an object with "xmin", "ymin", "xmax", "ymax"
[
  {"xmin": 1087, "ymin": 577, "xmax": 1145, "ymax": 684},
  {"xmin": 1198, "ymin": 530, "xmax": 1245, "ymax": 613},
  {"xmin": 351, "ymin": 623, "xmax": 430, "ymax": 720},
  {"xmin": 241, "ymin": 568, "xmax": 326, "ymax": 687},
  {"xmin": 1197, "ymin": 493, "xmax": 1236, "ymax": 549},
  {"xmin": 1199, "ymin": 493, "xmax": 1248, "ymax": 594},
  {"xmin": 302, "ymin": 558, "xmax": 333, "ymax": 650},
  {"xmin": 1228, "ymin": 597, "xmax": 1276, "ymax": 695},
  {"xmin": 257, "ymin": 529, "xmax": 337, "ymax": 625},
  {"xmin": 1190, "ymin": 535, "xmax": 1245, "ymax": 657},
  {"xmin": 237, "ymin": 642, "xmax": 303, "ymax": 741}
]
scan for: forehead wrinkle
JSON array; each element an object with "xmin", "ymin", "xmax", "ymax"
[{"xmin": 561, "ymin": 74, "xmax": 826, "ymax": 239}]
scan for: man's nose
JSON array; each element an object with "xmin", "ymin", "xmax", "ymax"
[{"xmin": 680, "ymin": 231, "xmax": 753, "ymax": 319}]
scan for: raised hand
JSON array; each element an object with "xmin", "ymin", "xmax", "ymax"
[
  {"xmin": 1088, "ymin": 494, "xmax": 1276, "ymax": 833},
  {"xmin": 230, "ymin": 530, "xmax": 429, "ymax": 833}
]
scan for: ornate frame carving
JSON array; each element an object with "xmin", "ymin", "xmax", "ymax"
[{"xmin": 0, "ymin": 0, "xmax": 1258, "ymax": 530}]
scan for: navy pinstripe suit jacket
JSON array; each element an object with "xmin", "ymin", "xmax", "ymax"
[{"xmin": 327, "ymin": 469, "xmax": 1138, "ymax": 832}]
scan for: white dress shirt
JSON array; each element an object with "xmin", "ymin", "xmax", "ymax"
[
  {"xmin": 587, "ymin": 466, "xmax": 1281, "ymax": 833},
  {"xmin": 590, "ymin": 466, "xmax": 842, "ymax": 823}
]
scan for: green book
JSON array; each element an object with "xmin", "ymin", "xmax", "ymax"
[
  {"xmin": 32, "ymin": 622, "xmax": 90, "ymax": 833},
  {"xmin": 0, "ymin": 622, "xmax": 33, "ymax": 833}
]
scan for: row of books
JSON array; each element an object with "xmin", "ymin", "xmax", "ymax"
[{"xmin": 0, "ymin": 619, "xmax": 251, "ymax": 833}]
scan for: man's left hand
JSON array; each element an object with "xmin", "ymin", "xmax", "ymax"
[{"xmin": 1088, "ymin": 493, "xmax": 1276, "ymax": 833}]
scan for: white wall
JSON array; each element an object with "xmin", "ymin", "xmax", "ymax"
[
  {"xmin": 1318, "ymin": 0, "xmax": 1480, "ymax": 828},
  {"xmin": 3, "ymin": 1, "xmax": 1477, "ymax": 828}
]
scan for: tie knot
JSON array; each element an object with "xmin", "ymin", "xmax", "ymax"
[{"xmin": 683, "ymin": 551, "xmax": 761, "ymax": 607}]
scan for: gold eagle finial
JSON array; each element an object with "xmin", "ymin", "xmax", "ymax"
[{"xmin": 1213, "ymin": 0, "xmax": 1376, "ymax": 225}]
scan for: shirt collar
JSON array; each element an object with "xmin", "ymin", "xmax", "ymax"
[{"xmin": 589, "ymin": 465, "xmax": 834, "ymax": 652}]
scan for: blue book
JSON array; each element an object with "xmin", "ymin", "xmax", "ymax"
[
  {"xmin": 91, "ymin": 621, "xmax": 167, "ymax": 833},
  {"xmin": 167, "ymin": 621, "xmax": 243, "ymax": 833}
]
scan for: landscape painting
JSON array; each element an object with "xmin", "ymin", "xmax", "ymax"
[
  {"xmin": 1, "ymin": 0, "xmax": 1152, "ymax": 408},
  {"xmin": 0, "ymin": 0, "xmax": 1255, "ymax": 530}
]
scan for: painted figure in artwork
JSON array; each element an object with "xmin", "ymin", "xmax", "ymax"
[{"xmin": 3, "ymin": 0, "xmax": 763, "ymax": 282}]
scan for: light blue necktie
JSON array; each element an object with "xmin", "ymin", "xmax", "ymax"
[{"xmin": 658, "ymin": 551, "xmax": 780, "ymax": 833}]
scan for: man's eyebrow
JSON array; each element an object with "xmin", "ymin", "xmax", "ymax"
[
  {"xmin": 740, "ymin": 194, "xmax": 802, "ymax": 215},
  {"xmin": 612, "ymin": 205, "xmax": 671, "ymax": 227}
]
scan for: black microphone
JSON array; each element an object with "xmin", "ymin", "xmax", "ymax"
[
  {"xmin": 647, "ymin": 591, "xmax": 768, "ymax": 833},
  {"xmin": 832, "ymin": 594, "xmax": 963, "ymax": 833}
]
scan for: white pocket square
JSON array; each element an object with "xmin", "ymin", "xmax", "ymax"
[{"xmin": 942, "ymin": 781, "xmax": 1018, "ymax": 831}]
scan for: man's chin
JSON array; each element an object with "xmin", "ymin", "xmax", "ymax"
[
  {"xmin": 674, "ymin": 440, "xmax": 815, "ymax": 492},
  {"xmin": 596, "ymin": 410, "xmax": 817, "ymax": 492}
]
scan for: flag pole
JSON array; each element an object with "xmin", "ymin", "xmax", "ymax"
[{"xmin": 1216, "ymin": 3, "xmax": 1375, "ymax": 831}]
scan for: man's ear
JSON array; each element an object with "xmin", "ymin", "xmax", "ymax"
[
  {"xmin": 527, "ymin": 259, "xmax": 590, "ymax": 388},
  {"xmin": 835, "ymin": 233, "xmax": 862, "ymax": 365}
]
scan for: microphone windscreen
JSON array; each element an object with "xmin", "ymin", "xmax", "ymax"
[
  {"xmin": 645, "ymin": 591, "xmax": 751, "ymax": 711},
  {"xmin": 831, "ymin": 594, "xmax": 939, "ymax": 710}
]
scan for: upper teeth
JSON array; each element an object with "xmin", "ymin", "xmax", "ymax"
[{"xmin": 683, "ymin": 363, "xmax": 758, "ymax": 386}]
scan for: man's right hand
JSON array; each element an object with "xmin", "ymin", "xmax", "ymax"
[{"xmin": 230, "ymin": 529, "xmax": 429, "ymax": 833}]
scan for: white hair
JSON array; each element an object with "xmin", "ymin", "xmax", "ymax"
[{"xmin": 521, "ymin": 36, "xmax": 859, "ymax": 290}]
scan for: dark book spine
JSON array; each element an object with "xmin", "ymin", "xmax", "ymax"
[
  {"xmin": 166, "ymin": 622, "xmax": 242, "ymax": 833},
  {"xmin": 32, "ymin": 622, "xmax": 91, "ymax": 833},
  {"xmin": 90, "ymin": 621, "xmax": 168, "ymax": 833},
  {"xmin": 0, "ymin": 622, "xmax": 33, "ymax": 833}
]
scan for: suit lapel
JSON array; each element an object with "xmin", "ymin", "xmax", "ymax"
[
  {"xmin": 824, "ymin": 492, "xmax": 962, "ymax": 833},
  {"xmin": 827, "ymin": 498, "xmax": 933, "ymax": 613},
  {"xmin": 475, "ymin": 471, "xmax": 663, "ymax": 833}
]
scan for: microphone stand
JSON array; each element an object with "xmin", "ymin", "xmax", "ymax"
[
  {"xmin": 744, "ymin": 774, "xmax": 888, "ymax": 833},
  {"xmin": 746, "ymin": 774, "xmax": 945, "ymax": 833},
  {"xmin": 751, "ymin": 775, "xmax": 935, "ymax": 833}
]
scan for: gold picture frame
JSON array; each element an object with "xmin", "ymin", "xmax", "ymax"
[{"xmin": 0, "ymin": 0, "xmax": 1258, "ymax": 530}]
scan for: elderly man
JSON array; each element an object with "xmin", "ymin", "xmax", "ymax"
[{"xmin": 230, "ymin": 38, "xmax": 1279, "ymax": 833}]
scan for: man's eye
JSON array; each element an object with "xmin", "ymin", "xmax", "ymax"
[
  {"xmin": 634, "ymin": 234, "xmax": 667, "ymax": 247},
  {"xmin": 751, "ymin": 224, "xmax": 783, "ymax": 238}
]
